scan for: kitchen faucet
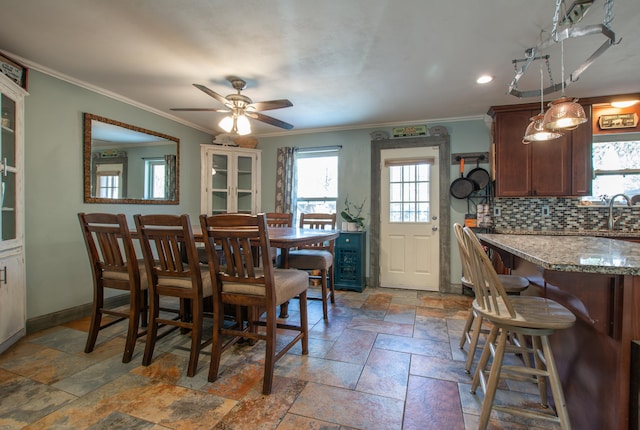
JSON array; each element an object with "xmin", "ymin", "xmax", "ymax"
[{"xmin": 608, "ymin": 193, "xmax": 631, "ymax": 230}]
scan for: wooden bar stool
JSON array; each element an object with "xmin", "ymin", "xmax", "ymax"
[
  {"xmin": 453, "ymin": 223, "xmax": 530, "ymax": 373},
  {"xmin": 462, "ymin": 226, "xmax": 575, "ymax": 429},
  {"xmin": 78, "ymin": 212, "xmax": 148, "ymax": 363}
]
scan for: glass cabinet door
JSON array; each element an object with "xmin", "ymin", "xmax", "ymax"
[
  {"xmin": 236, "ymin": 154, "xmax": 254, "ymax": 214},
  {"xmin": 210, "ymin": 153, "xmax": 229, "ymax": 215},
  {"xmin": 0, "ymin": 94, "xmax": 16, "ymax": 241}
]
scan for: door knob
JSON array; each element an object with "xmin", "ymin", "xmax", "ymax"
[{"xmin": 432, "ymin": 226, "xmax": 438, "ymax": 231}]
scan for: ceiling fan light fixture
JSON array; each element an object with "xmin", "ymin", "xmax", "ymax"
[
  {"xmin": 236, "ymin": 114, "xmax": 251, "ymax": 135},
  {"xmin": 542, "ymin": 96, "xmax": 588, "ymax": 130},
  {"xmin": 218, "ymin": 116, "xmax": 234, "ymax": 133}
]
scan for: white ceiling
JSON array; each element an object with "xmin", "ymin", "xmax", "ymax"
[{"xmin": 1, "ymin": 0, "xmax": 639, "ymax": 136}]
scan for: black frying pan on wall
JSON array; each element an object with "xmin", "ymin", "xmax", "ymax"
[
  {"xmin": 467, "ymin": 159, "xmax": 490, "ymax": 191},
  {"xmin": 450, "ymin": 158, "xmax": 475, "ymax": 199}
]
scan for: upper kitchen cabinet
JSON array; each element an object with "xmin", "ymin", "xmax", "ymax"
[
  {"xmin": 489, "ymin": 103, "xmax": 592, "ymax": 197},
  {"xmin": 200, "ymin": 144, "xmax": 261, "ymax": 215}
]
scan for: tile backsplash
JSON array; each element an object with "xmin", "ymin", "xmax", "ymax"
[{"xmin": 492, "ymin": 197, "xmax": 640, "ymax": 231}]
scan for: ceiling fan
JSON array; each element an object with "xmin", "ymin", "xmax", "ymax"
[{"xmin": 171, "ymin": 77, "xmax": 294, "ymax": 134}]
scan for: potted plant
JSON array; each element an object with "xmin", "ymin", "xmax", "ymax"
[{"xmin": 340, "ymin": 197, "xmax": 366, "ymax": 231}]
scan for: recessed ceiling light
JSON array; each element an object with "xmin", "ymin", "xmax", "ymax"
[
  {"xmin": 611, "ymin": 100, "xmax": 639, "ymax": 108},
  {"xmin": 476, "ymin": 75, "xmax": 493, "ymax": 84}
]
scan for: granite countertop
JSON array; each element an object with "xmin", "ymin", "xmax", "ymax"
[
  {"xmin": 494, "ymin": 229, "xmax": 640, "ymax": 238},
  {"xmin": 477, "ymin": 233, "xmax": 640, "ymax": 276}
]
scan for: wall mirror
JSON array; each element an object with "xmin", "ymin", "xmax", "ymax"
[{"xmin": 83, "ymin": 113, "xmax": 179, "ymax": 204}]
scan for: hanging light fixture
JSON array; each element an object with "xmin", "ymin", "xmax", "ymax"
[
  {"xmin": 541, "ymin": 3, "xmax": 588, "ymax": 131},
  {"xmin": 523, "ymin": 66, "xmax": 564, "ymax": 143}
]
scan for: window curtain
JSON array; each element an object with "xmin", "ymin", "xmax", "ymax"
[
  {"xmin": 164, "ymin": 154, "xmax": 177, "ymax": 200},
  {"xmin": 275, "ymin": 147, "xmax": 296, "ymax": 213}
]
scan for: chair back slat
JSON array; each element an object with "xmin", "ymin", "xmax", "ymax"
[
  {"xmin": 453, "ymin": 223, "xmax": 473, "ymax": 284},
  {"xmin": 78, "ymin": 213, "xmax": 137, "ymax": 281},
  {"xmin": 298, "ymin": 213, "xmax": 336, "ymax": 251},
  {"xmin": 134, "ymin": 214, "xmax": 202, "ymax": 288},
  {"xmin": 462, "ymin": 226, "xmax": 517, "ymax": 319},
  {"xmin": 200, "ymin": 213, "xmax": 274, "ymax": 295},
  {"xmin": 266, "ymin": 212, "xmax": 293, "ymax": 228}
]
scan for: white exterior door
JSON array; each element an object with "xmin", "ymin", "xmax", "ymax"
[{"xmin": 380, "ymin": 146, "xmax": 439, "ymax": 291}]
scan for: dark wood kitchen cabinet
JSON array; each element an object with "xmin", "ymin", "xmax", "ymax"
[{"xmin": 489, "ymin": 103, "xmax": 592, "ymax": 197}]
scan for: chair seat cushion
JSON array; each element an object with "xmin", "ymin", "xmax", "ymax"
[
  {"xmin": 288, "ymin": 249, "xmax": 333, "ymax": 270},
  {"xmin": 103, "ymin": 259, "xmax": 149, "ymax": 290},
  {"xmin": 156, "ymin": 265, "xmax": 213, "ymax": 297},
  {"xmin": 222, "ymin": 268, "xmax": 309, "ymax": 305}
]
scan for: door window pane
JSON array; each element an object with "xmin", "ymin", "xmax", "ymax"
[{"xmin": 388, "ymin": 164, "xmax": 431, "ymax": 223}]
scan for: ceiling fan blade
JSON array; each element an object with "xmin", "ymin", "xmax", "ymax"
[
  {"xmin": 246, "ymin": 111, "xmax": 294, "ymax": 130},
  {"xmin": 170, "ymin": 107, "xmax": 230, "ymax": 112},
  {"xmin": 248, "ymin": 99, "xmax": 293, "ymax": 112},
  {"xmin": 193, "ymin": 84, "xmax": 229, "ymax": 106}
]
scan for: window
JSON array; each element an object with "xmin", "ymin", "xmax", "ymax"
[
  {"xmin": 388, "ymin": 162, "xmax": 431, "ymax": 223},
  {"xmin": 592, "ymin": 136, "xmax": 640, "ymax": 198},
  {"xmin": 97, "ymin": 173, "xmax": 120, "ymax": 198},
  {"xmin": 294, "ymin": 148, "xmax": 339, "ymax": 223},
  {"xmin": 145, "ymin": 159, "xmax": 166, "ymax": 199},
  {"xmin": 95, "ymin": 163, "xmax": 123, "ymax": 198}
]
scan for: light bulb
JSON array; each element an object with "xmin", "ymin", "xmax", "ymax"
[
  {"xmin": 218, "ymin": 116, "xmax": 234, "ymax": 133},
  {"xmin": 236, "ymin": 115, "xmax": 251, "ymax": 135}
]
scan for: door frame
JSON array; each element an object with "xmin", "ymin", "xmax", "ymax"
[{"xmin": 370, "ymin": 135, "xmax": 452, "ymax": 292}]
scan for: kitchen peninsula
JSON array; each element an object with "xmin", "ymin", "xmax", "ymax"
[{"xmin": 477, "ymin": 233, "xmax": 640, "ymax": 430}]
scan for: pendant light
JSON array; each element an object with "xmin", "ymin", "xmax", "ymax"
[
  {"xmin": 523, "ymin": 67, "xmax": 564, "ymax": 143},
  {"xmin": 542, "ymin": 38, "xmax": 588, "ymax": 131}
]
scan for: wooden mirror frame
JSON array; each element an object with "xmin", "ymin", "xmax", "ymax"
[{"xmin": 83, "ymin": 113, "xmax": 180, "ymax": 204}]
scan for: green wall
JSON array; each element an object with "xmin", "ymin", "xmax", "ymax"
[
  {"xmin": 23, "ymin": 70, "xmax": 490, "ymax": 322},
  {"xmin": 24, "ymin": 71, "xmax": 211, "ymax": 319}
]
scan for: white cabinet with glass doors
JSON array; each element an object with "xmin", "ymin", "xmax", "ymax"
[
  {"xmin": 0, "ymin": 73, "xmax": 27, "ymax": 353},
  {"xmin": 200, "ymin": 145, "xmax": 261, "ymax": 215}
]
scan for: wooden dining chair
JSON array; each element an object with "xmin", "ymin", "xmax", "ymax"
[
  {"xmin": 265, "ymin": 212, "xmax": 293, "ymax": 228},
  {"xmin": 287, "ymin": 213, "xmax": 337, "ymax": 320},
  {"xmin": 453, "ymin": 223, "xmax": 530, "ymax": 373},
  {"xmin": 78, "ymin": 212, "xmax": 148, "ymax": 363},
  {"xmin": 199, "ymin": 212, "xmax": 309, "ymax": 395},
  {"xmin": 462, "ymin": 226, "xmax": 575, "ymax": 430},
  {"xmin": 134, "ymin": 213, "xmax": 213, "ymax": 377}
]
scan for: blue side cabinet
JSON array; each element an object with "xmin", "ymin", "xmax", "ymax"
[{"xmin": 334, "ymin": 231, "xmax": 366, "ymax": 292}]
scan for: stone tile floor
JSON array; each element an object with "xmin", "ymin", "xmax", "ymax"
[{"xmin": 0, "ymin": 288, "xmax": 561, "ymax": 429}]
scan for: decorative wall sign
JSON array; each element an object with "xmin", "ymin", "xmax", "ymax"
[
  {"xmin": 393, "ymin": 125, "xmax": 427, "ymax": 137},
  {"xmin": 598, "ymin": 113, "xmax": 639, "ymax": 130},
  {"xmin": 0, "ymin": 53, "xmax": 28, "ymax": 90}
]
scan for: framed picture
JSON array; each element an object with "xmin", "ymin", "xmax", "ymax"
[{"xmin": 0, "ymin": 53, "xmax": 28, "ymax": 90}]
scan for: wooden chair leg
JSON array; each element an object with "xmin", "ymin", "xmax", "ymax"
[
  {"xmin": 320, "ymin": 269, "xmax": 329, "ymax": 320},
  {"xmin": 478, "ymin": 328, "xmax": 509, "ymax": 430},
  {"xmin": 471, "ymin": 324, "xmax": 499, "ymax": 393},
  {"xmin": 328, "ymin": 267, "xmax": 335, "ymax": 304},
  {"xmin": 262, "ymin": 306, "xmax": 277, "ymax": 395},
  {"xmin": 84, "ymin": 287, "xmax": 103, "ymax": 354},
  {"xmin": 459, "ymin": 308, "xmax": 475, "ymax": 350},
  {"xmin": 465, "ymin": 313, "xmax": 483, "ymax": 374},
  {"xmin": 541, "ymin": 335, "xmax": 572, "ymax": 430},
  {"xmin": 142, "ymin": 292, "xmax": 160, "ymax": 366},
  {"xmin": 123, "ymin": 293, "xmax": 141, "ymax": 363},
  {"xmin": 299, "ymin": 291, "xmax": 309, "ymax": 355},
  {"xmin": 208, "ymin": 308, "xmax": 225, "ymax": 382},
  {"xmin": 532, "ymin": 335, "xmax": 549, "ymax": 406},
  {"xmin": 187, "ymin": 300, "xmax": 203, "ymax": 377}
]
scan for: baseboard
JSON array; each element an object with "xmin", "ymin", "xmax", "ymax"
[
  {"xmin": 0, "ymin": 329, "xmax": 26, "ymax": 354},
  {"xmin": 26, "ymin": 294, "xmax": 130, "ymax": 334}
]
